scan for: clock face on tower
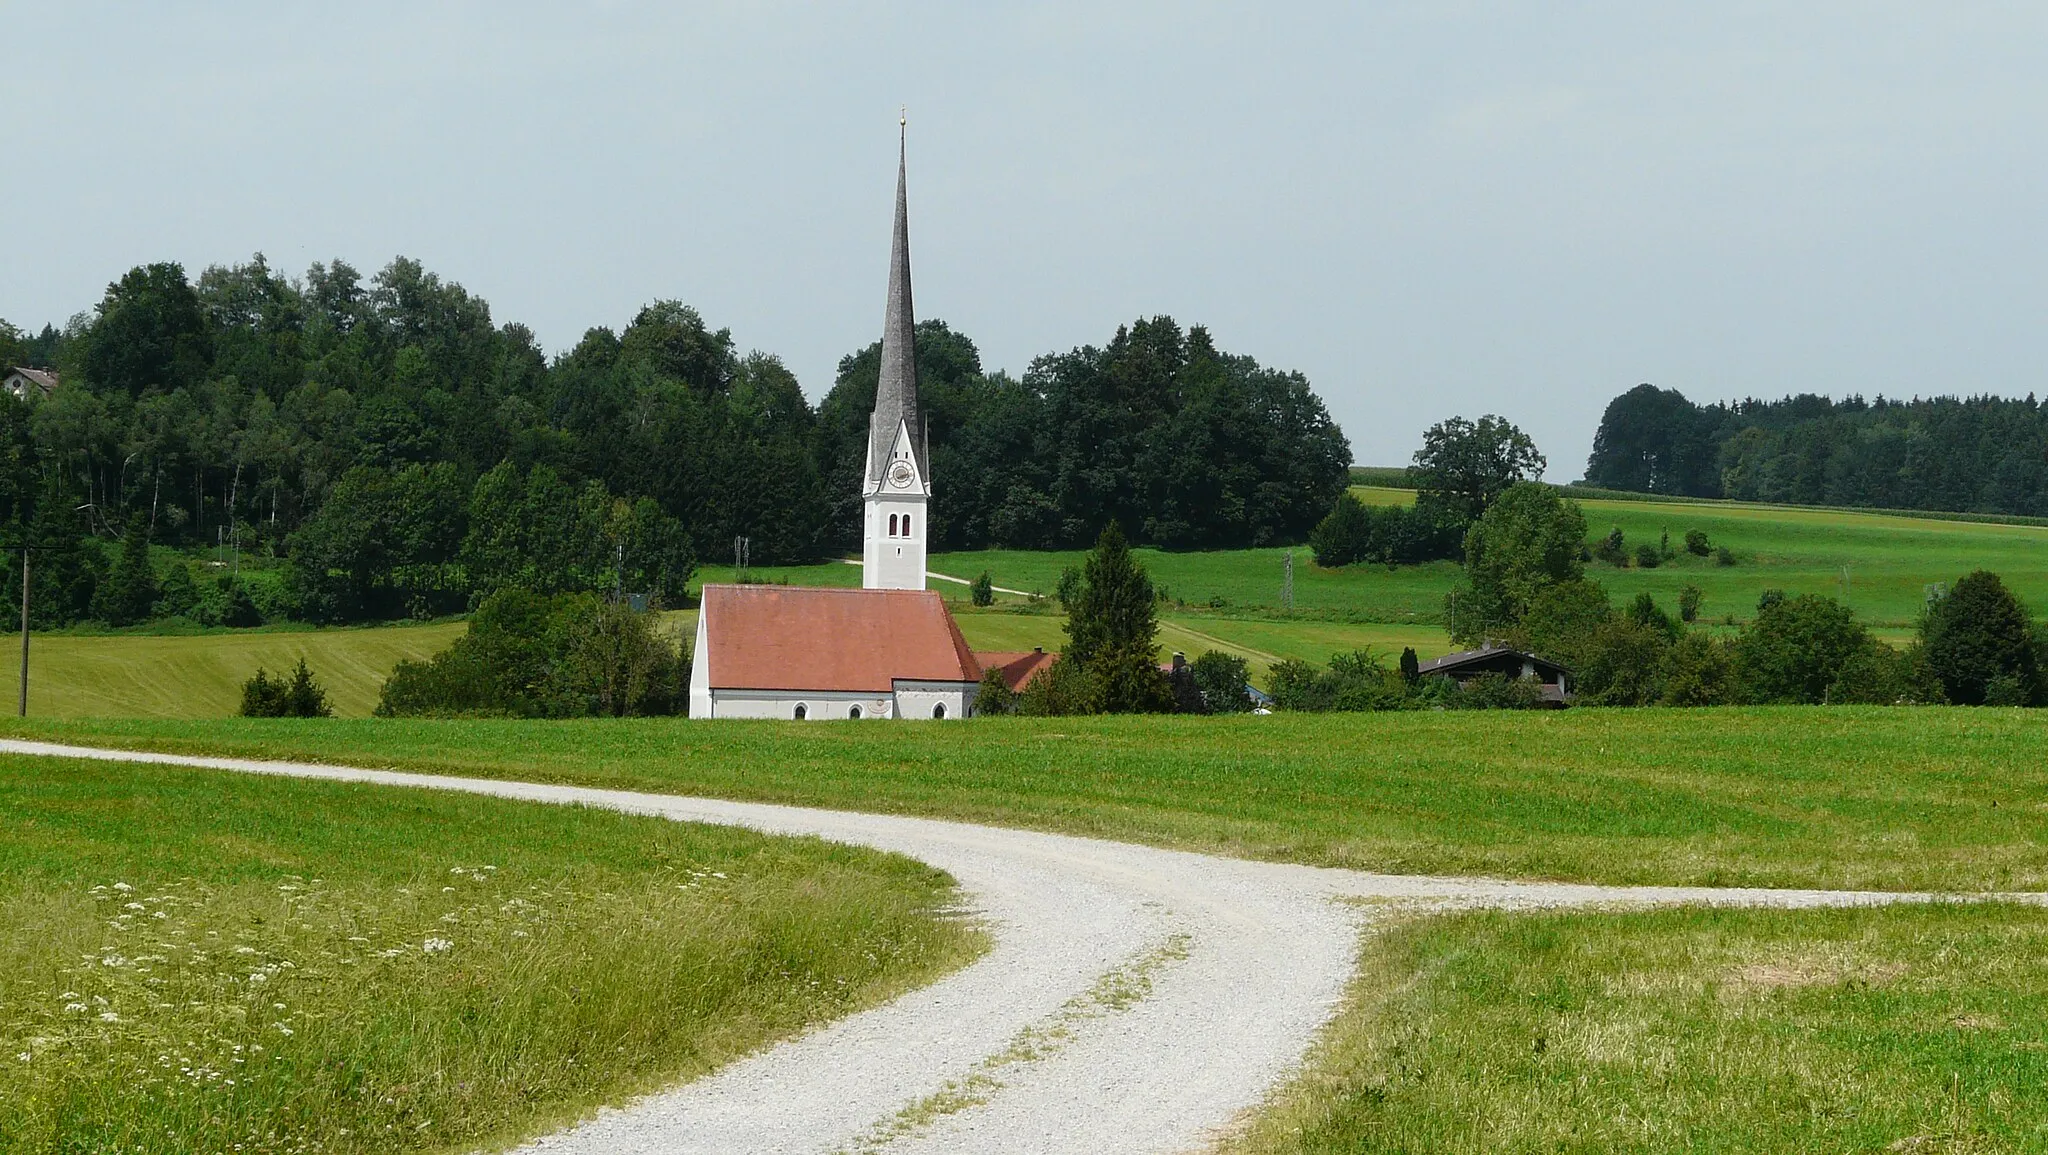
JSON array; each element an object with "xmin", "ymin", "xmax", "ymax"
[{"xmin": 888, "ymin": 460, "xmax": 915, "ymax": 489}]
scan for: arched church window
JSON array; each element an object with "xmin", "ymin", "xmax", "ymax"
[
  {"xmin": 849, "ymin": 705, "xmax": 863, "ymax": 720},
  {"xmin": 888, "ymin": 514, "xmax": 898, "ymax": 536},
  {"xmin": 903, "ymin": 514, "xmax": 913, "ymax": 537},
  {"xmin": 932, "ymin": 703, "xmax": 946, "ymax": 719},
  {"xmin": 793, "ymin": 704, "xmax": 807, "ymax": 721}
]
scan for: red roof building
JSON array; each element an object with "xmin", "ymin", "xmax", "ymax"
[{"xmin": 690, "ymin": 585, "xmax": 986, "ymax": 719}]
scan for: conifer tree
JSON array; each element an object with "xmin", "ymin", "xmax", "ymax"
[{"xmin": 1063, "ymin": 523, "xmax": 1171, "ymax": 712}]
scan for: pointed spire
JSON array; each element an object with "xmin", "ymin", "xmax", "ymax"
[{"xmin": 869, "ymin": 112, "xmax": 926, "ymax": 487}]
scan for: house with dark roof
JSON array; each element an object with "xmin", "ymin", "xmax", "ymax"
[
  {"xmin": 3, "ymin": 367, "xmax": 57, "ymax": 399},
  {"xmin": 689, "ymin": 119, "xmax": 1046, "ymax": 720},
  {"xmin": 1416, "ymin": 643, "xmax": 1573, "ymax": 706}
]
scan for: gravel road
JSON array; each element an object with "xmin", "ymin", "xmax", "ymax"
[{"xmin": 0, "ymin": 739, "xmax": 2010, "ymax": 1155}]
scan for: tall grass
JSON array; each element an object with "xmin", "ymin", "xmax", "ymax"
[{"xmin": 0, "ymin": 754, "xmax": 981, "ymax": 1154}]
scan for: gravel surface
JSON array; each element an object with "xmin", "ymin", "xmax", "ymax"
[{"xmin": 2, "ymin": 738, "xmax": 2020, "ymax": 1155}]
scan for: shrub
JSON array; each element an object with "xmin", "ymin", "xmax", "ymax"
[
  {"xmin": 241, "ymin": 658, "xmax": 334, "ymax": 718},
  {"xmin": 1634, "ymin": 543, "xmax": 1662, "ymax": 569},
  {"xmin": 378, "ymin": 589, "xmax": 685, "ymax": 718},
  {"xmin": 972, "ymin": 667, "xmax": 1016, "ymax": 716},
  {"xmin": 1827, "ymin": 640, "xmax": 1918, "ymax": 705},
  {"xmin": 1678, "ymin": 584, "xmax": 1703, "ymax": 624},
  {"xmin": 1447, "ymin": 671, "xmax": 1547, "ymax": 710},
  {"xmin": 1398, "ymin": 646, "xmax": 1421, "ymax": 686},
  {"xmin": 1018, "ymin": 654, "xmax": 1100, "ymax": 716},
  {"xmin": 1659, "ymin": 632, "xmax": 1737, "ymax": 706},
  {"xmin": 1985, "ymin": 673, "xmax": 2032, "ymax": 707},
  {"xmin": 1575, "ymin": 618, "xmax": 1673, "ymax": 706},
  {"xmin": 970, "ymin": 571, "xmax": 995, "ymax": 607},
  {"xmin": 1309, "ymin": 492, "xmax": 1371, "ymax": 567},
  {"xmin": 1736, "ymin": 594, "xmax": 1871, "ymax": 705},
  {"xmin": 1189, "ymin": 650, "xmax": 1252, "ymax": 713},
  {"xmin": 1269, "ymin": 650, "xmax": 1408, "ymax": 712},
  {"xmin": 1594, "ymin": 527, "xmax": 1628, "ymax": 567},
  {"xmin": 1920, "ymin": 569, "xmax": 2040, "ymax": 706},
  {"xmin": 1715, "ymin": 545, "xmax": 1737, "ymax": 567},
  {"xmin": 1685, "ymin": 529, "xmax": 1711, "ymax": 556}
]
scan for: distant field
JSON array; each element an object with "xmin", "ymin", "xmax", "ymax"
[
  {"xmin": 1356, "ymin": 486, "xmax": 2048, "ymax": 628},
  {"xmin": 3, "ymin": 622, "xmax": 463, "ymax": 719},
  {"xmin": 0, "ymin": 752, "xmax": 976, "ymax": 1154},
  {"xmin": 13, "ymin": 708, "xmax": 2048, "ymax": 893}
]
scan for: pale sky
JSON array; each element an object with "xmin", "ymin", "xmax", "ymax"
[{"xmin": 5, "ymin": 3, "xmax": 2046, "ymax": 477}]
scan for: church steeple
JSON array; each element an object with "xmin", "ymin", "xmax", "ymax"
[
  {"xmin": 867, "ymin": 114, "xmax": 927, "ymax": 488},
  {"xmin": 861, "ymin": 113, "xmax": 931, "ymax": 591}
]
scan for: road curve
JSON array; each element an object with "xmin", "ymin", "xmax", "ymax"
[{"xmin": 0, "ymin": 739, "xmax": 2009, "ymax": 1155}]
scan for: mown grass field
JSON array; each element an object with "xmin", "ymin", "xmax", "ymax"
[
  {"xmin": 1, "ymin": 622, "xmax": 463, "ymax": 719},
  {"xmin": 0, "ymin": 752, "xmax": 979, "ymax": 1155},
  {"xmin": 10, "ymin": 709, "xmax": 2046, "ymax": 893},
  {"xmin": 1358, "ymin": 485, "xmax": 2048, "ymax": 629},
  {"xmin": 1228, "ymin": 901, "xmax": 2048, "ymax": 1155}
]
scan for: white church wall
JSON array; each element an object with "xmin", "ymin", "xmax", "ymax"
[
  {"xmin": 707, "ymin": 689, "xmax": 894, "ymax": 720},
  {"xmin": 688, "ymin": 603, "xmax": 713, "ymax": 718},
  {"xmin": 893, "ymin": 680, "xmax": 976, "ymax": 720}
]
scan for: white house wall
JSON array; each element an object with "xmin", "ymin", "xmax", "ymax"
[{"xmin": 688, "ymin": 605, "xmax": 713, "ymax": 718}]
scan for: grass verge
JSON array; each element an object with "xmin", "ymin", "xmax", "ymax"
[
  {"xmin": 4, "ymin": 708, "xmax": 2045, "ymax": 892},
  {"xmin": 0, "ymin": 753, "xmax": 981, "ymax": 1155},
  {"xmin": 1225, "ymin": 901, "xmax": 2048, "ymax": 1154}
]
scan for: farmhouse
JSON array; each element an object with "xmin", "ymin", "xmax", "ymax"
[
  {"xmin": 690, "ymin": 120, "xmax": 1017, "ymax": 719},
  {"xmin": 3, "ymin": 367, "xmax": 57, "ymax": 400},
  {"xmin": 1417, "ymin": 643, "xmax": 1572, "ymax": 706}
]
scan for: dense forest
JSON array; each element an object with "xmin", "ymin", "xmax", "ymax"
[
  {"xmin": 0, "ymin": 256, "xmax": 1350, "ymax": 626},
  {"xmin": 1585, "ymin": 383, "xmax": 2048, "ymax": 514}
]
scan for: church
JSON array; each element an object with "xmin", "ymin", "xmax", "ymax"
[{"xmin": 689, "ymin": 124, "xmax": 1031, "ymax": 720}]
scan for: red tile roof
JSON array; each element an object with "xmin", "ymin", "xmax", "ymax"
[
  {"xmin": 972, "ymin": 650, "xmax": 1059, "ymax": 693},
  {"xmin": 699, "ymin": 584, "xmax": 980, "ymax": 692}
]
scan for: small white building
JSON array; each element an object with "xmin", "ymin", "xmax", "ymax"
[{"xmin": 2, "ymin": 367, "xmax": 57, "ymax": 400}]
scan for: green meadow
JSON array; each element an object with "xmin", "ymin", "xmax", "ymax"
[
  {"xmin": 10, "ymin": 709, "xmax": 2047, "ymax": 893},
  {"xmin": 1230, "ymin": 901, "xmax": 2048, "ymax": 1155},
  {"xmin": 0, "ymin": 752, "xmax": 978, "ymax": 1155},
  {"xmin": 1358, "ymin": 485, "xmax": 2048, "ymax": 629}
]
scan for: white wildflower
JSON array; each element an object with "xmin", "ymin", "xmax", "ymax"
[
  {"xmin": 113, "ymin": 882, "xmax": 133, "ymax": 892},
  {"xmin": 234, "ymin": 946, "xmax": 257, "ymax": 955},
  {"xmin": 123, "ymin": 902, "xmax": 145, "ymax": 911},
  {"xmin": 15, "ymin": 1052, "xmax": 28, "ymax": 1062},
  {"xmin": 64, "ymin": 1003, "xmax": 87, "ymax": 1013},
  {"xmin": 98, "ymin": 1012, "xmax": 119, "ymax": 1023},
  {"xmin": 422, "ymin": 937, "xmax": 453, "ymax": 954},
  {"xmin": 248, "ymin": 973, "xmax": 268, "ymax": 984}
]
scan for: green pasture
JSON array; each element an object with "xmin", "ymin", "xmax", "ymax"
[
  {"xmin": 0, "ymin": 753, "xmax": 977, "ymax": 1155},
  {"xmin": 12, "ymin": 709, "xmax": 2047, "ymax": 893},
  {"xmin": 1360, "ymin": 485, "xmax": 2048, "ymax": 628},
  {"xmin": 2, "ymin": 622, "xmax": 463, "ymax": 719},
  {"xmin": 1230, "ymin": 902, "xmax": 2048, "ymax": 1155}
]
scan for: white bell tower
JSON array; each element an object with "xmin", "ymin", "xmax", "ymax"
[{"xmin": 862, "ymin": 114, "xmax": 930, "ymax": 591}]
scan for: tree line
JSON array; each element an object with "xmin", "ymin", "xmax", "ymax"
[
  {"xmin": 0, "ymin": 256, "xmax": 1351, "ymax": 626},
  {"xmin": 1585, "ymin": 383, "xmax": 2048, "ymax": 515}
]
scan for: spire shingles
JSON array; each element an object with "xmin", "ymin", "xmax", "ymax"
[{"xmin": 868, "ymin": 124, "xmax": 926, "ymax": 488}]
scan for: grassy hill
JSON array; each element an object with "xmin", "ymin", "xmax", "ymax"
[{"xmin": 1, "ymin": 622, "xmax": 463, "ymax": 719}]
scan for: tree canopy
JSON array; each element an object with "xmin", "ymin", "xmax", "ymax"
[{"xmin": 1, "ymin": 258, "xmax": 1352, "ymax": 628}]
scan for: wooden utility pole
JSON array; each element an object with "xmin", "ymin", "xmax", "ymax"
[{"xmin": 18, "ymin": 547, "xmax": 28, "ymax": 717}]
